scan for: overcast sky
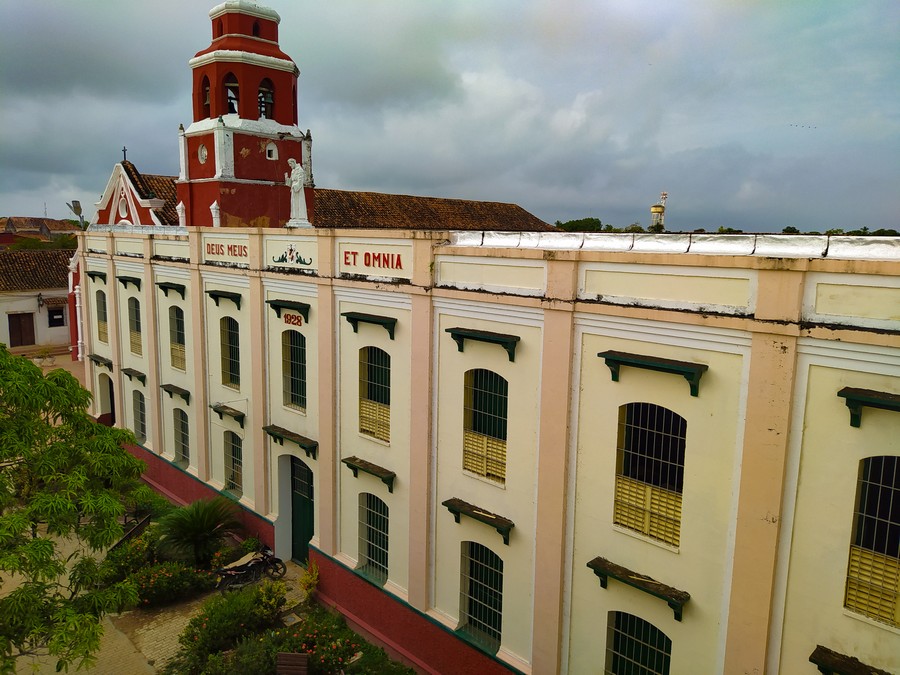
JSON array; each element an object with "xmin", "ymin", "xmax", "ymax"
[{"xmin": 1, "ymin": 1, "xmax": 897, "ymax": 232}]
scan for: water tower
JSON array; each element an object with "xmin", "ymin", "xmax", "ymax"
[{"xmin": 650, "ymin": 191, "xmax": 668, "ymax": 230}]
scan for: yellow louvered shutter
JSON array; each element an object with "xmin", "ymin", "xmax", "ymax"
[
  {"xmin": 463, "ymin": 430, "xmax": 506, "ymax": 483},
  {"xmin": 614, "ymin": 475, "xmax": 681, "ymax": 546},
  {"xmin": 360, "ymin": 398, "xmax": 390, "ymax": 442},
  {"xmin": 845, "ymin": 545, "xmax": 900, "ymax": 626}
]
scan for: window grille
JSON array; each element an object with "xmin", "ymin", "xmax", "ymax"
[
  {"xmin": 127, "ymin": 297, "xmax": 142, "ymax": 355},
  {"xmin": 359, "ymin": 347, "xmax": 390, "ymax": 442},
  {"xmin": 96, "ymin": 290, "xmax": 108, "ymax": 343},
  {"xmin": 459, "ymin": 541, "xmax": 503, "ymax": 652},
  {"xmin": 845, "ymin": 455, "xmax": 900, "ymax": 626},
  {"xmin": 282, "ymin": 330, "xmax": 306, "ymax": 410},
  {"xmin": 132, "ymin": 391, "xmax": 146, "ymax": 443},
  {"xmin": 220, "ymin": 317, "xmax": 240, "ymax": 389},
  {"xmin": 358, "ymin": 493, "xmax": 389, "ymax": 584},
  {"xmin": 614, "ymin": 403, "xmax": 686, "ymax": 546},
  {"xmin": 463, "ymin": 369, "xmax": 508, "ymax": 484},
  {"xmin": 173, "ymin": 408, "xmax": 189, "ymax": 466},
  {"xmin": 224, "ymin": 431, "xmax": 242, "ymax": 495},
  {"xmin": 169, "ymin": 306, "xmax": 186, "ymax": 370},
  {"xmin": 605, "ymin": 611, "xmax": 672, "ymax": 675}
]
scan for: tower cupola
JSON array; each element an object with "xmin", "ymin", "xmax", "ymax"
[{"xmin": 176, "ymin": 1, "xmax": 312, "ymax": 229}]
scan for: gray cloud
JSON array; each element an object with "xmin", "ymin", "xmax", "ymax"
[{"xmin": 1, "ymin": 0, "xmax": 897, "ymax": 232}]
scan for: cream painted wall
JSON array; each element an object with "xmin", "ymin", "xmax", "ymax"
[
  {"xmin": 114, "ymin": 238, "xmax": 143, "ymax": 257},
  {"xmin": 432, "ymin": 307, "xmax": 542, "ymax": 666},
  {"xmin": 202, "ymin": 274, "xmax": 254, "ymax": 506},
  {"xmin": 776, "ymin": 355, "xmax": 900, "ymax": 674},
  {"xmin": 152, "ymin": 239, "xmax": 189, "ymax": 260},
  {"xmin": 335, "ymin": 294, "xmax": 411, "ymax": 593},
  {"xmin": 581, "ymin": 262, "xmax": 754, "ymax": 314},
  {"xmin": 435, "ymin": 255, "xmax": 546, "ymax": 296},
  {"xmin": 567, "ymin": 327, "xmax": 745, "ymax": 673}
]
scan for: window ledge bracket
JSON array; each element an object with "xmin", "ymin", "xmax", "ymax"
[
  {"xmin": 87, "ymin": 354, "xmax": 113, "ymax": 371},
  {"xmin": 161, "ymin": 383, "xmax": 190, "ymax": 405},
  {"xmin": 86, "ymin": 271, "xmax": 107, "ymax": 283},
  {"xmin": 117, "ymin": 275, "xmax": 142, "ymax": 291},
  {"xmin": 121, "ymin": 367, "xmax": 146, "ymax": 385},
  {"xmin": 210, "ymin": 403, "xmax": 245, "ymax": 428},
  {"xmin": 263, "ymin": 424, "xmax": 318, "ymax": 460},
  {"xmin": 586, "ymin": 556, "xmax": 690, "ymax": 621},
  {"xmin": 598, "ymin": 350, "xmax": 707, "ymax": 397},
  {"xmin": 837, "ymin": 387, "xmax": 900, "ymax": 428},
  {"xmin": 206, "ymin": 290, "xmax": 242, "ymax": 310},
  {"xmin": 341, "ymin": 312, "xmax": 396, "ymax": 340},
  {"xmin": 156, "ymin": 282, "xmax": 186, "ymax": 300},
  {"xmin": 341, "ymin": 456, "xmax": 395, "ymax": 492},
  {"xmin": 809, "ymin": 645, "xmax": 892, "ymax": 675},
  {"xmin": 442, "ymin": 497, "xmax": 515, "ymax": 545},
  {"xmin": 266, "ymin": 299, "xmax": 310, "ymax": 322},
  {"xmin": 445, "ymin": 327, "xmax": 519, "ymax": 362}
]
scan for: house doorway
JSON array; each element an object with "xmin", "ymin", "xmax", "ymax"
[
  {"xmin": 8, "ymin": 313, "xmax": 35, "ymax": 347},
  {"xmin": 290, "ymin": 456, "xmax": 314, "ymax": 564}
]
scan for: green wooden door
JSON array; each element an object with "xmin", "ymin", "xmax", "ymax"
[{"xmin": 290, "ymin": 457, "xmax": 314, "ymax": 564}]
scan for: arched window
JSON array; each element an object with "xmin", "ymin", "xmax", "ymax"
[
  {"xmin": 132, "ymin": 390, "xmax": 146, "ymax": 443},
  {"xmin": 220, "ymin": 317, "xmax": 240, "ymax": 389},
  {"xmin": 127, "ymin": 297, "xmax": 142, "ymax": 356},
  {"xmin": 224, "ymin": 431, "xmax": 242, "ymax": 495},
  {"xmin": 95, "ymin": 290, "xmax": 108, "ymax": 343},
  {"xmin": 173, "ymin": 409, "xmax": 189, "ymax": 466},
  {"xmin": 258, "ymin": 78, "xmax": 274, "ymax": 119},
  {"xmin": 613, "ymin": 402, "xmax": 686, "ymax": 546},
  {"xmin": 459, "ymin": 541, "xmax": 503, "ymax": 652},
  {"xmin": 358, "ymin": 493, "xmax": 389, "ymax": 584},
  {"xmin": 606, "ymin": 612, "xmax": 672, "ymax": 674},
  {"xmin": 169, "ymin": 306, "xmax": 185, "ymax": 370},
  {"xmin": 201, "ymin": 75, "xmax": 211, "ymax": 118},
  {"xmin": 282, "ymin": 329, "xmax": 306, "ymax": 410},
  {"xmin": 463, "ymin": 369, "xmax": 508, "ymax": 484},
  {"xmin": 224, "ymin": 73, "xmax": 239, "ymax": 114},
  {"xmin": 845, "ymin": 455, "xmax": 900, "ymax": 626},
  {"xmin": 359, "ymin": 347, "xmax": 390, "ymax": 442}
]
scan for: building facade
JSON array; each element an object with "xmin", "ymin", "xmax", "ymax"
[{"xmin": 74, "ymin": 2, "xmax": 900, "ymax": 673}]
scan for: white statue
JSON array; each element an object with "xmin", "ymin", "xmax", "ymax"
[{"xmin": 286, "ymin": 158, "xmax": 309, "ymax": 226}]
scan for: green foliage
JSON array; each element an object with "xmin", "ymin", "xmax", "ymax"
[
  {"xmin": 240, "ymin": 536, "xmax": 261, "ymax": 554},
  {"xmin": 123, "ymin": 484, "xmax": 175, "ymax": 520},
  {"xmin": 716, "ymin": 226, "xmax": 744, "ymax": 234},
  {"xmin": 163, "ymin": 580, "xmax": 287, "ymax": 675},
  {"xmin": 555, "ymin": 217, "xmax": 605, "ymax": 232},
  {"xmin": 0, "ymin": 346, "xmax": 145, "ymax": 673},
  {"xmin": 781, "ymin": 226, "xmax": 800, "ymax": 234},
  {"xmin": 128, "ymin": 562, "xmax": 216, "ymax": 607},
  {"xmin": 8, "ymin": 235, "xmax": 77, "ymax": 250},
  {"xmin": 100, "ymin": 528, "xmax": 159, "ymax": 584},
  {"xmin": 297, "ymin": 559, "xmax": 319, "ymax": 601},
  {"xmin": 156, "ymin": 498, "xmax": 244, "ymax": 568}
]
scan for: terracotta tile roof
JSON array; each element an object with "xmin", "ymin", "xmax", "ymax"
[
  {"xmin": 0, "ymin": 250, "xmax": 72, "ymax": 292},
  {"xmin": 313, "ymin": 189, "xmax": 553, "ymax": 231},
  {"xmin": 1, "ymin": 217, "xmax": 79, "ymax": 237},
  {"xmin": 120, "ymin": 161, "xmax": 179, "ymax": 225}
]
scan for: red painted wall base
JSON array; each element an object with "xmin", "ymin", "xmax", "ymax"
[
  {"xmin": 126, "ymin": 444, "xmax": 275, "ymax": 547},
  {"xmin": 311, "ymin": 549, "xmax": 519, "ymax": 675}
]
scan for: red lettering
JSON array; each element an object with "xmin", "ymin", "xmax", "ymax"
[
  {"xmin": 363, "ymin": 252, "xmax": 371, "ymax": 266},
  {"xmin": 343, "ymin": 251, "xmax": 351, "ymax": 265},
  {"xmin": 283, "ymin": 313, "xmax": 303, "ymax": 326}
]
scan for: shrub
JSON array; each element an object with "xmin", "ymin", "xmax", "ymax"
[
  {"xmin": 165, "ymin": 580, "xmax": 287, "ymax": 674},
  {"xmin": 101, "ymin": 527, "xmax": 161, "ymax": 583},
  {"xmin": 240, "ymin": 536, "xmax": 261, "ymax": 554},
  {"xmin": 156, "ymin": 498, "xmax": 244, "ymax": 568},
  {"xmin": 128, "ymin": 561, "xmax": 216, "ymax": 607}
]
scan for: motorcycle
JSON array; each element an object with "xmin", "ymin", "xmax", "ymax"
[{"xmin": 215, "ymin": 545, "xmax": 287, "ymax": 593}]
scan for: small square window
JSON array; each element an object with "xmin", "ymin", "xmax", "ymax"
[{"xmin": 48, "ymin": 308, "xmax": 66, "ymax": 328}]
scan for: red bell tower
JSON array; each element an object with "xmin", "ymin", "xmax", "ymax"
[{"xmin": 176, "ymin": 1, "xmax": 313, "ymax": 228}]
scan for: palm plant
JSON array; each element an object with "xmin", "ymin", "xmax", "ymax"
[{"xmin": 157, "ymin": 498, "xmax": 244, "ymax": 568}]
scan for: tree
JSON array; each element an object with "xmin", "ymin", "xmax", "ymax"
[
  {"xmin": 0, "ymin": 346, "xmax": 145, "ymax": 673},
  {"xmin": 157, "ymin": 498, "xmax": 244, "ymax": 568},
  {"xmin": 555, "ymin": 217, "xmax": 605, "ymax": 232}
]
